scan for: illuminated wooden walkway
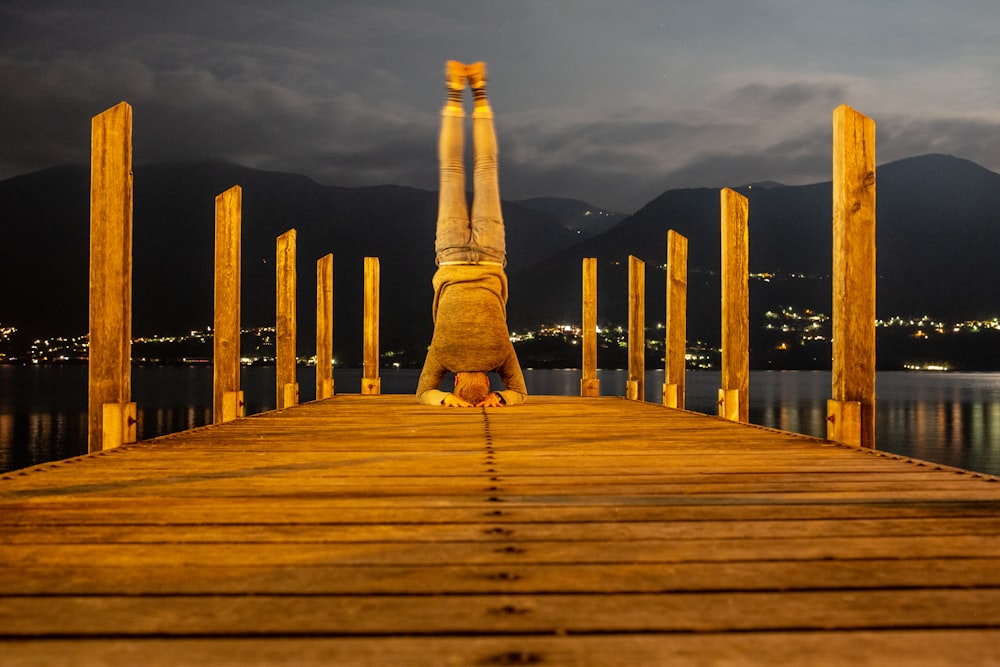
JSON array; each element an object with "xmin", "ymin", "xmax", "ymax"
[{"xmin": 2, "ymin": 395, "xmax": 1000, "ymax": 665}]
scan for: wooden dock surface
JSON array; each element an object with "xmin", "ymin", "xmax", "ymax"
[{"xmin": 2, "ymin": 395, "xmax": 1000, "ymax": 665}]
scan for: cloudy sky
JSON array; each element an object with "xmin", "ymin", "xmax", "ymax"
[{"xmin": 2, "ymin": 1, "xmax": 999, "ymax": 212}]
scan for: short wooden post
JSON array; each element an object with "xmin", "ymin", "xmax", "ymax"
[
  {"xmin": 720, "ymin": 188, "xmax": 749, "ymax": 422},
  {"xmin": 362, "ymin": 256, "xmax": 381, "ymax": 395},
  {"xmin": 663, "ymin": 230, "xmax": 688, "ymax": 409},
  {"xmin": 316, "ymin": 253, "xmax": 334, "ymax": 400},
  {"xmin": 829, "ymin": 104, "xmax": 876, "ymax": 448},
  {"xmin": 276, "ymin": 229, "xmax": 298, "ymax": 409},
  {"xmin": 581, "ymin": 257, "xmax": 600, "ymax": 397},
  {"xmin": 213, "ymin": 185, "xmax": 243, "ymax": 423},
  {"xmin": 626, "ymin": 255, "xmax": 645, "ymax": 401},
  {"xmin": 88, "ymin": 101, "xmax": 134, "ymax": 452}
]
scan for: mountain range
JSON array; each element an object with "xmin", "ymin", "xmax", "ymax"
[{"xmin": 2, "ymin": 154, "xmax": 999, "ymax": 368}]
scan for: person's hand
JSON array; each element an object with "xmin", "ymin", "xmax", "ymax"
[
  {"xmin": 442, "ymin": 392, "xmax": 474, "ymax": 407},
  {"xmin": 476, "ymin": 392, "xmax": 506, "ymax": 408}
]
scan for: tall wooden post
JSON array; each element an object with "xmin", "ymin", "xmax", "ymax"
[
  {"xmin": 89, "ymin": 101, "xmax": 136, "ymax": 452},
  {"xmin": 829, "ymin": 104, "xmax": 876, "ymax": 449},
  {"xmin": 626, "ymin": 255, "xmax": 645, "ymax": 401},
  {"xmin": 276, "ymin": 229, "xmax": 298, "ymax": 409},
  {"xmin": 362, "ymin": 256, "xmax": 381, "ymax": 395},
  {"xmin": 316, "ymin": 253, "xmax": 334, "ymax": 400},
  {"xmin": 581, "ymin": 257, "xmax": 600, "ymax": 396},
  {"xmin": 663, "ymin": 230, "xmax": 688, "ymax": 409},
  {"xmin": 213, "ymin": 185, "xmax": 243, "ymax": 423},
  {"xmin": 720, "ymin": 188, "xmax": 749, "ymax": 422}
]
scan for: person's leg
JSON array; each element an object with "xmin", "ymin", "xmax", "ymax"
[
  {"xmin": 468, "ymin": 62, "xmax": 506, "ymax": 266},
  {"xmin": 435, "ymin": 61, "xmax": 473, "ymax": 265}
]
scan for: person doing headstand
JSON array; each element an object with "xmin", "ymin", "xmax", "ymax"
[{"xmin": 416, "ymin": 60, "xmax": 528, "ymax": 408}]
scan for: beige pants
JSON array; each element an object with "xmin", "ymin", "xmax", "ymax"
[{"xmin": 434, "ymin": 106, "xmax": 506, "ymax": 266}]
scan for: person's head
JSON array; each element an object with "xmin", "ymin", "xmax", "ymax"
[{"xmin": 454, "ymin": 371, "xmax": 491, "ymax": 405}]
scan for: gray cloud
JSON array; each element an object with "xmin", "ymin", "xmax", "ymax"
[{"xmin": 2, "ymin": 1, "xmax": 999, "ymax": 213}]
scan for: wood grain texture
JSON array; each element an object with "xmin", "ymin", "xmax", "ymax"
[
  {"xmin": 832, "ymin": 104, "xmax": 877, "ymax": 448},
  {"xmin": 213, "ymin": 185, "xmax": 242, "ymax": 423},
  {"xmin": 2, "ymin": 395, "xmax": 999, "ymax": 665},
  {"xmin": 275, "ymin": 229, "xmax": 297, "ymax": 408},
  {"xmin": 664, "ymin": 230, "xmax": 688, "ymax": 409},
  {"xmin": 88, "ymin": 102, "xmax": 133, "ymax": 452},
  {"xmin": 720, "ymin": 188, "xmax": 749, "ymax": 422}
]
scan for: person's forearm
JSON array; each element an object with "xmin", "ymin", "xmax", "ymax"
[
  {"xmin": 496, "ymin": 388, "xmax": 526, "ymax": 405},
  {"xmin": 418, "ymin": 389, "xmax": 450, "ymax": 406}
]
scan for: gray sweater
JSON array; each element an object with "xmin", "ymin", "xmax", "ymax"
[{"xmin": 416, "ymin": 264, "xmax": 527, "ymax": 405}]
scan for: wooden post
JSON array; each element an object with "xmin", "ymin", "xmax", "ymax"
[
  {"xmin": 626, "ymin": 255, "xmax": 645, "ymax": 401},
  {"xmin": 663, "ymin": 230, "xmax": 688, "ymax": 409},
  {"xmin": 214, "ymin": 185, "xmax": 243, "ymax": 423},
  {"xmin": 316, "ymin": 253, "xmax": 334, "ymax": 400},
  {"xmin": 88, "ymin": 101, "xmax": 135, "ymax": 452},
  {"xmin": 581, "ymin": 257, "xmax": 600, "ymax": 397},
  {"xmin": 829, "ymin": 104, "xmax": 876, "ymax": 448},
  {"xmin": 276, "ymin": 229, "xmax": 298, "ymax": 409},
  {"xmin": 720, "ymin": 188, "xmax": 749, "ymax": 422},
  {"xmin": 362, "ymin": 256, "xmax": 381, "ymax": 395}
]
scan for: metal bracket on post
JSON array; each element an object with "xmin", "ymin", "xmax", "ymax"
[
  {"xmin": 718, "ymin": 388, "xmax": 739, "ymax": 421},
  {"xmin": 827, "ymin": 399, "xmax": 862, "ymax": 447},
  {"xmin": 221, "ymin": 390, "xmax": 244, "ymax": 423},
  {"xmin": 102, "ymin": 402, "xmax": 137, "ymax": 450}
]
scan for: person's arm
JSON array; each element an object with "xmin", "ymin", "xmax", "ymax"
[
  {"xmin": 416, "ymin": 349, "xmax": 474, "ymax": 406},
  {"xmin": 492, "ymin": 351, "xmax": 527, "ymax": 406},
  {"xmin": 416, "ymin": 350, "xmax": 447, "ymax": 405}
]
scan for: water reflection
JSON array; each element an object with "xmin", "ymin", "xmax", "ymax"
[{"xmin": 2, "ymin": 366, "xmax": 1000, "ymax": 477}]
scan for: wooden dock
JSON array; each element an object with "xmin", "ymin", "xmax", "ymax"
[{"xmin": 3, "ymin": 395, "xmax": 1000, "ymax": 665}]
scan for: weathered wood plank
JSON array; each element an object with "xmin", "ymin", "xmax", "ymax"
[
  {"xmin": 4, "ymin": 590, "xmax": 1000, "ymax": 636},
  {"xmin": 4, "ymin": 558, "xmax": 1000, "ymax": 596},
  {"xmin": 2, "ymin": 395, "xmax": 1000, "ymax": 660},
  {"xmin": 5, "ymin": 631, "xmax": 1000, "ymax": 667}
]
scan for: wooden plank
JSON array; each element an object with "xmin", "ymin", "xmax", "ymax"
[
  {"xmin": 213, "ymin": 185, "xmax": 242, "ymax": 423},
  {"xmin": 2, "ymin": 395, "xmax": 1000, "ymax": 659},
  {"xmin": 88, "ymin": 101, "xmax": 133, "ymax": 452},
  {"xmin": 5, "ymin": 558, "xmax": 1000, "ymax": 595},
  {"xmin": 275, "ymin": 229, "xmax": 297, "ymax": 408},
  {"xmin": 4, "ymin": 590, "xmax": 1000, "ymax": 636},
  {"xmin": 4, "ymin": 632, "xmax": 1000, "ymax": 667},
  {"xmin": 831, "ymin": 104, "xmax": 877, "ymax": 448},
  {"xmin": 720, "ymin": 188, "xmax": 749, "ymax": 422},
  {"xmin": 664, "ymin": 230, "xmax": 687, "ymax": 408},
  {"xmin": 6, "ymin": 516, "xmax": 1000, "ymax": 544},
  {"xmin": 580, "ymin": 257, "xmax": 599, "ymax": 396}
]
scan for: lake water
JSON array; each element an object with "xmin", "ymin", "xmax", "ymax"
[{"xmin": 2, "ymin": 366, "xmax": 1000, "ymax": 476}]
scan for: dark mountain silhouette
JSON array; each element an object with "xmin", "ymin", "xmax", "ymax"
[
  {"xmin": 2, "ymin": 154, "xmax": 999, "ymax": 367},
  {"xmin": 0, "ymin": 161, "xmax": 608, "ymax": 364},
  {"xmin": 507, "ymin": 154, "xmax": 1000, "ymax": 351}
]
